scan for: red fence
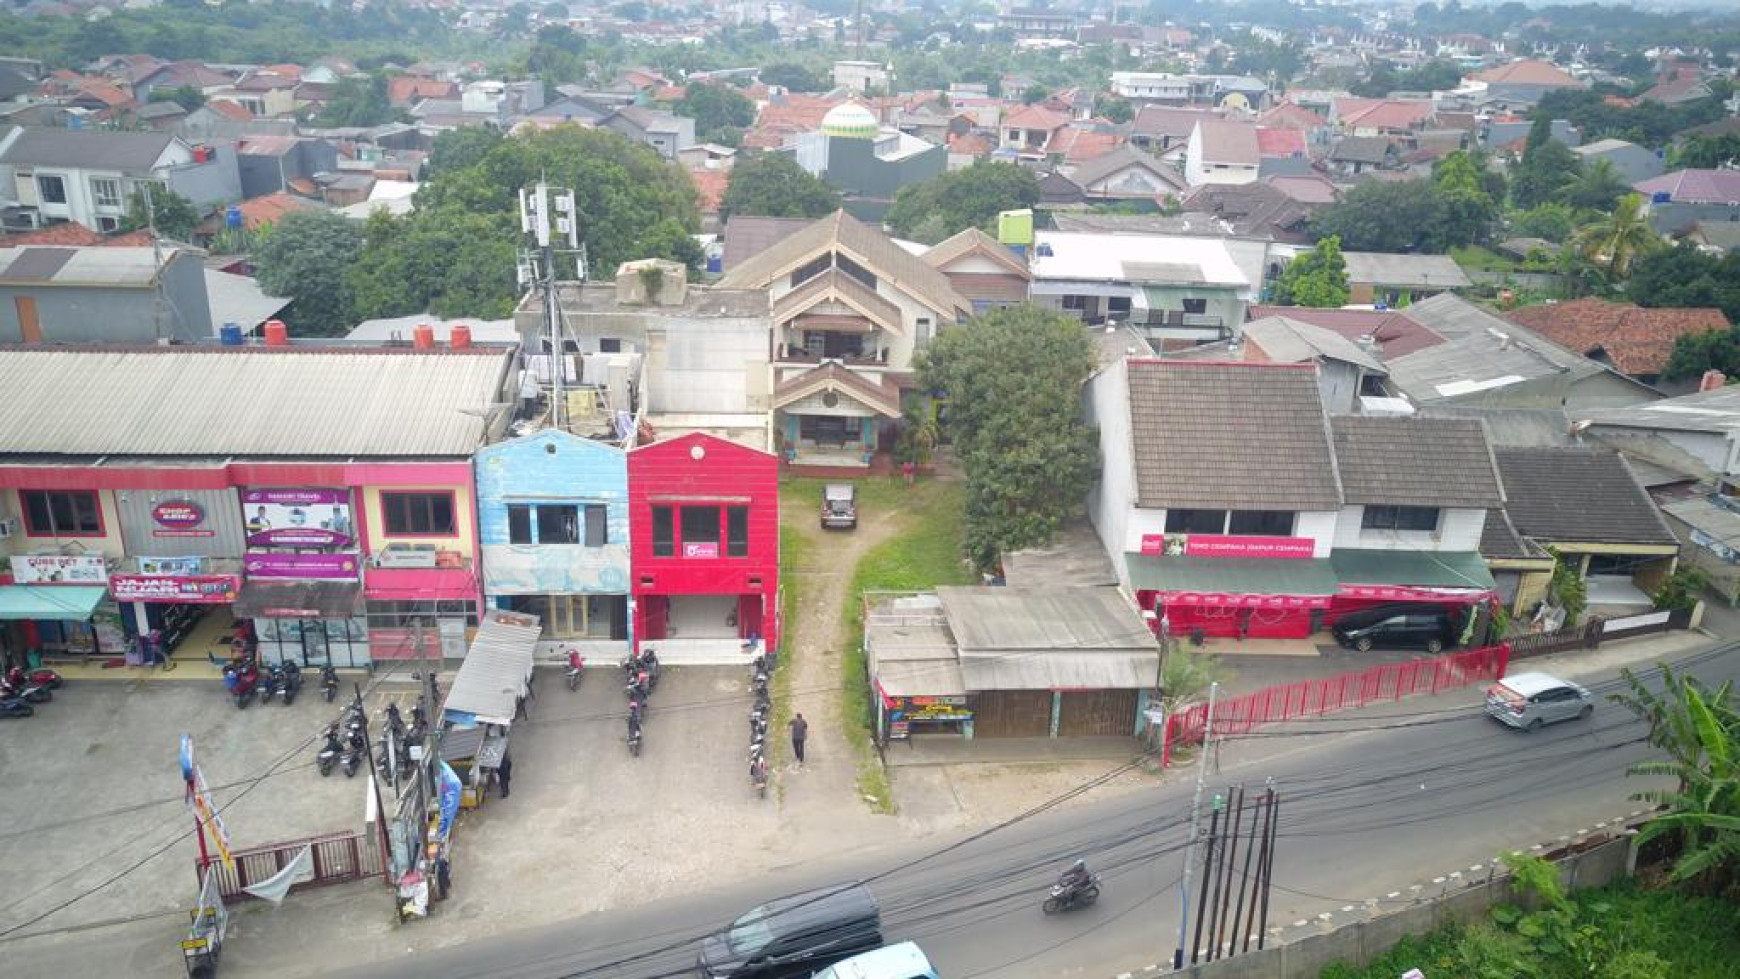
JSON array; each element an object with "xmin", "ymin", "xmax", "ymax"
[
  {"xmin": 1161, "ymin": 643, "xmax": 1511, "ymax": 767},
  {"xmin": 196, "ymin": 830, "xmax": 384, "ymax": 901}
]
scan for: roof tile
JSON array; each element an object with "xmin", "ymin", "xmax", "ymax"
[
  {"xmin": 1503, "ymin": 298, "xmax": 1730, "ymax": 377},
  {"xmin": 1332, "ymin": 415, "xmax": 1503, "ymax": 508}
]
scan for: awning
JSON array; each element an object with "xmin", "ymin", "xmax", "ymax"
[
  {"xmin": 442, "ymin": 609, "xmax": 541, "ymax": 729},
  {"xmin": 1126, "ymin": 554, "xmax": 1339, "ymax": 608},
  {"xmin": 1331, "ymin": 549, "xmax": 1495, "ymax": 598},
  {"xmin": 959, "ymin": 651, "xmax": 1159, "ymax": 691},
  {"xmin": 873, "ymin": 659, "xmax": 967, "ymax": 697},
  {"xmin": 232, "ymin": 580, "xmax": 364, "ymax": 619},
  {"xmin": 0, "ymin": 585, "xmax": 108, "ymax": 621}
]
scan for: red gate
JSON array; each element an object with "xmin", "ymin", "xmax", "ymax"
[{"xmin": 195, "ymin": 830, "xmax": 384, "ymax": 902}]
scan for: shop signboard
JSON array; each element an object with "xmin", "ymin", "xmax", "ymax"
[
  {"xmin": 242, "ymin": 489, "xmax": 355, "ymax": 548},
  {"xmin": 1337, "ymin": 583, "xmax": 1489, "ymax": 603},
  {"xmin": 110, "ymin": 574, "xmax": 241, "ymax": 604},
  {"xmin": 887, "ymin": 695, "xmax": 973, "ymax": 722},
  {"xmin": 139, "ymin": 556, "xmax": 204, "ymax": 576},
  {"xmin": 10, "ymin": 553, "xmax": 109, "ymax": 584},
  {"xmin": 151, "ymin": 500, "xmax": 214, "ymax": 538},
  {"xmin": 1161, "ymin": 590, "xmax": 1333, "ymax": 610},
  {"xmin": 683, "ymin": 541, "xmax": 719, "ymax": 559},
  {"xmin": 1140, "ymin": 533, "xmax": 1315, "ymax": 560},
  {"xmin": 243, "ymin": 552, "xmax": 361, "ymax": 580}
]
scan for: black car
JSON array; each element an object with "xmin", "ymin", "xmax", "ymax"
[
  {"xmin": 1331, "ymin": 605, "xmax": 1458, "ymax": 653},
  {"xmin": 698, "ymin": 882, "xmax": 882, "ymax": 979}
]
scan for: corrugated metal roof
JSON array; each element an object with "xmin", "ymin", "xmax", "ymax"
[
  {"xmin": 0, "ymin": 348, "xmax": 512, "ymax": 457},
  {"xmin": 0, "ymin": 246, "xmax": 175, "ymax": 287},
  {"xmin": 938, "ymin": 586, "xmax": 1156, "ymax": 652},
  {"xmin": 443, "ymin": 609, "xmax": 541, "ymax": 728},
  {"xmin": 960, "ymin": 652, "xmax": 1157, "ymax": 691}
]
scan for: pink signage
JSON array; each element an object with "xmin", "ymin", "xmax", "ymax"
[
  {"xmin": 243, "ymin": 552, "xmax": 360, "ymax": 580},
  {"xmin": 1160, "ymin": 591, "xmax": 1333, "ymax": 610},
  {"xmin": 110, "ymin": 574, "xmax": 241, "ymax": 604},
  {"xmin": 1339, "ymin": 584, "xmax": 1493, "ymax": 603},
  {"xmin": 151, "ymin": 500, "xmax": 213, "ymax": 537},
  {"xmin": 683, "ymin": 541, "xmax": 720, "ymax": 559},
  {"xmin": 1140, "ymin": 533, "xmax": 1316, "ymax": 560}
]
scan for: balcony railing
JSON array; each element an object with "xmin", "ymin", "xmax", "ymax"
[{"xmin": 777, "ymin": 348, "xmax": 890, "ymax": 367}]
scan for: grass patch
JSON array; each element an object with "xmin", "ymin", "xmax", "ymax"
[
  {"xmin": 1451, "ymin": 244, "xmax": 1517, "ymax": 273},
  {"xmin": 770, "ymin": 527, "xmax": 813, "ymax": 800}
]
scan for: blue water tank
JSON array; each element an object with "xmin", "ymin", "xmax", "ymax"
[
  {"xmin": 225, "ymin": 205, "xmax": 244, "ymax": 229},
  {"xmin": 219, "ymin": 323, "xmax": 245, "ymax": 346},
  {"xmin": 706, "ymin": 254, "xmax": 722, "ymax": 274}
]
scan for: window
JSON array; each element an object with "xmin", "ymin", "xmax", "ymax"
[
  {"xmin": 537, "ymin": 504, "xmax": 580, "ymax": 544},
  {"xmin": 584, "ymin": 504, "xmax": 608, "ymax": 547},
  {"xmin": 837, "ymin": 253, "xmax": 876, "ymax": 289},
  {"xmin": 21, "ymin": 489, "xmax": 101, "ymax": 536},
  {"xmin": 36, "ymin": 175, "xmax": 67, "ymax": 205},
  {"xmin": 1229, "ymin": 511, "xmax": 1294, "ymax": 536},
  {"xmin": 681, "ymin": 505, "xmax": 720, "ymax": 547},
  {"xmin": 1165, "ymin": 509, "xmax": 1226, "ymax": 534},
  {"xmin": 726, "ymin": 506, "xmax": 749, "ymax": 557},
  {"xmin": 1061, "ymin": 295, "xmax": 1089, "ymax": 311},
  {"xmin": 1108, "ymin": 297, "xmax": 1132, "ymax": 315},
  {"xmin": 89, "ymin": 177, "xmax": 122, "ymax": 209},
  {"xmin": 1360, "ymin": 505, "xmax": 1439, "ymax": 532},
  {"xmin": 1182, "ymin": 298, "xmax": 1208, "ymax": 315},
  {"xmin": 381, "ymin": 491, "xmax": 456, "ymax": 536},
  {"xmin": 598, "ymin": 337, "xmax": 622, "ymax": 353},
  {"xmin": 507, "ymin": 505, "xmax": 533, "ymax": 544},
  {"xmin": 791, "ymin": 254, "xmax": 830, "ymax": 288},
  {"xmin": 651, "ymin": 505, "xmax": 674, "ymax": 557}
]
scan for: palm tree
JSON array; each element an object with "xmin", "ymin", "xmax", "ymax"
[
  {"xmin": 1573, "ymin": 192, "xmax": 1662, "ymax": 282},
  {"xmin": 1561, "ymin": 157, "xmax": 1630, "ymax": 211}
]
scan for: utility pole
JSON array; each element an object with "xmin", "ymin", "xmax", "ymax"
[
  {"xmin": 1173, "ymin": 681, "xmax": 1218, "ymax": 970},
  {"xmin": 355, "ymin": 684, "xmax": 392, "ymax": 884},
  {"xmin": 142, "ymin": 180, "xmax": 167, "ymax": 344},
  {"xmin": 518, "ymin": 181, "xmax": 580, "ymax": 432}
]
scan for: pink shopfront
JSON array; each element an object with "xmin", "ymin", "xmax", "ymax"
[{"xmin": 1128, "ymin": 531, "xmax": 1336, "ymax": 641}]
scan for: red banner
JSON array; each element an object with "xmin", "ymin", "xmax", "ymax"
[
  {"xmin": 1159, "ymin": 591, "xmax": 1333, "ymax": 609},
  {"xmin": 109, "ymin": 574, "xmax": 241, "ymax": 604},
  {"xmin": 1140, "ymin": 533, "xmax": 1316, "ymax": 560}
]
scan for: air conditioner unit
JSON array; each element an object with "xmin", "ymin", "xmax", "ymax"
[{"xmin": 0, "ymin": 517, "xmax": 16, "ymax": 540}]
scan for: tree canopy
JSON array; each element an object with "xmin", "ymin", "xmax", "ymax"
[
  {"xmin": 118, "ymin": 187, "xmax": 201, "ymax": 243},
  {"xmin": 758, "ymin": 62, "xmax": 826, "ymax": 93},
  {"xmin": 1275, "ymin": 235, "xmax": 1350, "ymax": 307},
  {"xmin": 720, "ymin": 152, "xmax": 841, "ymax": 222},
  {"xmin": 674, "ymin": 83, "xmax": 756, "ymax": 146},
  {"xmin": 885, "ymin": 161, "xmax": 1039, "ymax": 244},
  {"xmin": 313, "ymin": 72, "xmax": 400, "ymax": 128},
  {"xmin": 917, "ymin": 305, "xmax": 1099, "ymax": 572},
  {"xmin": 1630, "ymin": 242, "xmax": 1740, "ymax": 322},
  {"xmin": 253, "ymin": 211, "xmax": 365, "ymax": 337},
  {"xmin": 1310, "ymin": 177, "xmax": 1487, "ymax": 253}
]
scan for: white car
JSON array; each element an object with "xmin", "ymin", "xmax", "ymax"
[
  {"xmin": 812, "ymin": 942, "xmax": 938, "ymax": 979},
  {"xmin": 1484, "ymin": 672, "xmax": 1593, "ymax": 732}
]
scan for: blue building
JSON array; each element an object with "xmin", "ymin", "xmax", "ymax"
[{"xmin": 475, "ymin": 428, "xmax": 631, "ymax": 654}]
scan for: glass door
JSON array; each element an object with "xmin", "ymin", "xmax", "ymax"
[{"xmin": 300, "ymin": 619, "xmax": 329, "ymax": 666}]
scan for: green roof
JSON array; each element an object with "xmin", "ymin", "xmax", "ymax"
[
  {"xmin": 1329, "ymin": 549, "xmax": 1494, "ymax": 591},
  {"xmin": 1125, "ymin": 554, "xmax": 1338, "ymax": 595},
  {"xmin": 0, "ymin": 585, "xmax": 108, "ymax": 621}
]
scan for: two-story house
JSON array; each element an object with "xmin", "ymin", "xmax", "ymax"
[
  {"xmin": 1029, "ymin": 230, "xmax": 1249, "ymax": 346},
  {"xmin": 1184, "ymin": 119, "xmax": 1260, "ymax": 187},
  {"xmin": 0, "ymin": 128, "xmax": 202, "ymax": 233},
  {"xmin": 717, "ymin": 210, "xmax": 972, "ymax": 469}
]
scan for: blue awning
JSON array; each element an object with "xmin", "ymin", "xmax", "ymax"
[{"xmin": 0, "ymin": 585, "xmax": 108, "ymax": 620}]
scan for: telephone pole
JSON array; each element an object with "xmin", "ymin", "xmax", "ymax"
[{"xmin": 1174, "ymin": 681, "xmax": 1218, "ymax": 970}]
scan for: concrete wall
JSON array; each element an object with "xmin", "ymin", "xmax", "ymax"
[
  {"xmin": 1085, "ymin": 358, "xmax": 1135, "ymax": 587},
  {"xmin": 1331, "ymin": 506, "xmax": 1485, "ymax": 552},
  {"xmin": 1646, "ymin": 200, "xmax": 1740, "ymax": 236},
  {"xmin": 164, "ymin": 145, "xmax": 243, "ymax": 211},
  {"xmin": 1173, "ymin": 834, "xmax": 1635, "ymax": 979},
  {"xmin": 0, "ymin": 250, "xmax": 211, "ymax": 342}
]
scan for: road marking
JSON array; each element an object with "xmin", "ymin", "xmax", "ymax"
[
  {"xmin": 1449, "ymin": 871, "xmax": 1462, "ymax": 880},
  {"xmin": 1342, "ymin": 905, "xmax": 1356, "ymax": 912},
  {"xmin": 1470, "ymin": 865, "xmax": 1483, "ymax": 872},
  {"xmin": 1408, "ymin": 885, "xmax": 1423, "ymax": 893},
  {"xmin": 1317, "ymin": 912, "xmax": 1333, "ymax": 921},
  {"xmin": 1116, "ymin": 973, "xmax": 1132, "ymax": 979},
  {"xmin": 1595, "ymin": 821, "xmax": 1607, "ymax": 829},
  {"xmin": 1432, "ymin": 876, "xmax": 1446, "ymax": 884},
  {"xmin": 1631, "ymin": 809, "xmax": 1644, "ymax": 817},
  {"xmin": 1386, "ymin": 891, "xmax": 1401, "ymax": 899},
  {"xmin": 1575, "ymin": 828, "xmax": 1587, "ymax": 835},
  {"xmin": 1558, "ymin": 835, "xmax": 1570, "ymax": 842},
  {"xmin": 1531, "ymin": 843, "xmax": 1544, "ymax": 851},
  {"xmin": 1293, "ymin": 919, "xmax": 1308, "ymax": 928}
]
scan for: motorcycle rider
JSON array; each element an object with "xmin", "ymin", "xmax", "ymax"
[{"xmin": 1058, "ymin": 859, "xmax": 1092, "ymax": 894}]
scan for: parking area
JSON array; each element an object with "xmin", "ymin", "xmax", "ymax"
[{"xmin": 0, "ymin": 674, "xmax": 417, "ymax": 940}]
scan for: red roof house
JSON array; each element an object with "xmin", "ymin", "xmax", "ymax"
[{"xmin": 1504, "ymin": 299, "xmax": 1731, "ymax": 379}]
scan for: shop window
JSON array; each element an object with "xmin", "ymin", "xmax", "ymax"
[
  {"xmin": 1164, "ymin": 508, "xmax": 1226, "ymax": 534},
  {"xmin": 584, "ymin": 504, "xmax": 608, "ymax": 547},
  {"xmin": 507, "ymin": 505, "xmax": 533, "ymax": 544},
  {"xmin": 21, "ymin": 489, "xmax": 102, "ymax": 536},
  {"xmin": 381, "ymin": 491, "xmax": 456, "ymax": 536},
  {"xmin": 1228, "ymin": 511, "xmax": 1294, "ymax": 536},
  {"xmin": 1361, "ymin": 505, "xmax": 1439, "ymax": 532},
  {"xmin": 681, "ymin": 505, "xmax": 720, "ymax": 547},
  {"xmin": 537, "ymin": 504, "xmax": 580, "ymax": 544},
  {"xmin": 599, "ymin": 337, "xmax": 622, "ymax": 353},
  {"xmin": 652, "ymin": 505, "xmax": 675, "ymax": 557},
  {"xmin": 726, "ymin": 505, "xmax": 749, "ymax": 557}
]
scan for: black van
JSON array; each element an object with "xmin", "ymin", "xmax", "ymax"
[
  {"xmin": 1331, "ymin": 604, "xmax": 1458, "ymax": 653},
  {"xmin": 697, "ymin": 882, "xmax": 882, "ymax": 979}
]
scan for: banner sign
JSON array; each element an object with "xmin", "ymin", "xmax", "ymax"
[
  {"xmin": 1160, "ymin": 591, "xmax": 1333, "ymax": 610},
  {"xmin": 110, "ymin": 574, "xmax": 240, "ymax": 604},
  {"xmin": 1140, "ymin": 533, "xmax": 1316, "ymax": 560},
  {"xmin": 886, "ymin": 694, "xmax": 974, "ymax": 722},
  {"xmin": 437, "ymin": 761, "xmax": 462, "ymax": 841},
  {"xmin": 243, "ymin": 552, "xmax": 361, "ymax": 580},
  {"xmin": 180, "ymin": 735, "xmax": 234, "ymax": 870},
  {"xmin": 139, "ymin": 556, "xmax": 204, "ymax": 576},
  {"xmin": 683, "ymin": 541, "xmax": 719, "ymax": 559},
  {"xmin": 151, "ymin": 500, "xmax": 213, "ymax": 538},
  {"xmin": 10, "ymin": 553, "xmax": 109, "ymax": 584},
  {"xmin": 243, "ymin": 489, "xmax": 355, "ymax": 548},
  {"xmin": 1337, "ymin": 584, "xmax": 1490, "ymax": 603}
]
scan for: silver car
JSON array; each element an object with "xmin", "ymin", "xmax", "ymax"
[{"xmin": 1484, "ymin": 672, "xmax": 1593, "ymax": 732}]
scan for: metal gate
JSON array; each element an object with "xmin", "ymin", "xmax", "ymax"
[
  {"xmin": 1058, "ymin": 690, "xmax": 1138, "ymax": 737},
  {"xmin": 972, "ymin": 690, "xmax": 1052, "ymax": 738}
]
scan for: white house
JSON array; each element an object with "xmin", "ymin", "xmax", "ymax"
[
  {"xmin": 1184, "ymin": 119, "xmax": 1261, "ymax": 187},
  {"xmin": 0, "ymin": 127, "xmax": 198, "ymax": 233}
]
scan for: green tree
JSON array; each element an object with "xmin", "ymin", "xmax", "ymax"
[
  {"xmin": 1432, "ymin": 149, "xmax": 1498, "ymax": 245},
  {"xmin": 428, "ymin": 128, "xmax": 504, "ymax": 177},
  {"xmin": 1629, "ymin": 243, "xmax": 1740, "ymax": 322},
  {"xmin": 1652, "ymin": 566, "xmax": 1710, "ymax": 612},
  {"xmin": 720, "ymin": 152, "xmax": 841, "ymax": 221},
  {"xmin": 885, "ymin": 161, "xmax": 1039, "ymax": 241},
  {"xmin": 347, "ymin": 209, "xmax": 518, "ymax": 320},
  {"xmin": 1663, "ymin": 329, "xmax": 1740, "ymax": 382},
  {"xmin": 1509, "ymin": 202, "xmax": 1576, "ymax": 243},
  {"xmin": 1510, "ymin": 124, "xmax": 1582, "ymax": 210},
  {"xmin": 917, "ymin": 305, "xmax": 1099, "ymax": 571},
  {"xmin": 1572, "ymin": 193, "xmax": 1660, "ymax": 282},
  {"xmin": 1275, "ymin": 234, "xmax": 1350, "ymax": 307},
  {"xmin": 758, "ymin": 62, "xmax": 825, "ymax": 92},
  {"xmin": 1092, "ymin": 93, "xmax": 1133, "ymax": 123},
  {"xmin": 254, "ymin": 211, "xmax": 365, "ymax": 337},
  {"xmin": 1673, "ymin": 132, "xmax": 1740, "ymax": 170},
  {"xmin": 1020, "ymin": 83, "xmax": 1048, "ymax": 104},
  {"xmin": 314, "ymin": 72, "xmax": 398, "ymax": 128},
  {"xmin": 1547, "ymin": 546, "xmax": 1587, "ymax": 627},
  {"xmin": 1312, "ymin": 179, "xmax": 1464, "ymax": 252},
  {"xmin": 1561, "ymin": 157, "xmax": 1630, "ymax": 212},
  {"xmin": 150, "ymin": 84, "xmax": 205, "ymax": 112},
  {"xmin": 117, "ymin": 186, "xmax": 201, "ymax": 242},
  {"xmin": 674, "ymin": 83, "xmax": 756, "ymax": 145}
]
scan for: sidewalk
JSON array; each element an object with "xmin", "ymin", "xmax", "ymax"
[{"xmin": 884, "ymin": 735, "xmax": 1142, "ymax": 768}]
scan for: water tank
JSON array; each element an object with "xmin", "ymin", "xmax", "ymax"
[
  {"xmin": 263, "ymin": 320, "xmax": 289, "ymax": 347},
  {"xmin": 449, "ymin": 324, "xmax": 472, "ymax": 350},
  {"xmin": 413, "ymin": 324, "xmax": 436, "ymax": 350},
  {"xmin": 225, "ymin": 205, "xmax": 243, "ymax": 229},
  {"xmin": 219, "ymin": 323, "xmax": 244, "ymax": 346}
]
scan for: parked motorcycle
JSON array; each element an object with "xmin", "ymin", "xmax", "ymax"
[
  {"xmin": 0, "ymin": 695, "xmax": 33, "ymax": 719},
  {"xmin": 625, "ymin": 670, "xmax": 652, "ymax": 702},
  {"xmin": 257, "ymin": 664, "xmax": 283, "ymax": 706},
  {"xmin": 626, "ymin": 713, "xmax": 643, "ymax": 757},
  {"xmin": 317, "ymin": 725, "xmax": 342, "ymax": 777},
  {"xmin": 628, "ymin": 688, "xmax": 648, "ymax": 723},
  {"xmin": 321, "ymin": 665, "xmax": 340, "ymax": 702},
  {"xmin": 1043, "ymin": 868, "xmax": 1101, "ymax": 915},
  {"xmin": 565, "ymin": 650, "xmax": 585, "ymax": 691},
  {"xmin": 0, "ymin": 678, "xmax": 51, "ymax": 704},
  {"xmin": 384, "ymin": 702, "xmax": 406, "ymax": 738},
  {"xmin": 278, "ymin": 661, "xmax": 302, "ymax": 705},
  {"xmin": 5, "ymin": 666, "xmax": 61, "ymax": 690},
  {"xmin": 223, "ymin": 657, "xmax": 260, "ymax": 710},
  {"xmin": 749, "ymin": 745, "xmax": 767, "ymax": 798},
  {"xmin": 341, "ymin": 729, "xmax": 365, "ymax": 777}
]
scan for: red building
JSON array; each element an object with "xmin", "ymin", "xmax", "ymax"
[{"xmin": 628, "ymin": 433, "xmax": 780, "ymax": 663}]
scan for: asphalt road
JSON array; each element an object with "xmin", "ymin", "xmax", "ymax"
[{"xmin": 341, "ymin": 639, "xmax": 1740, "ymax": 979}]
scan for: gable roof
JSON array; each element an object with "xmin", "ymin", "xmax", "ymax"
[
  {"xmin": 1267, "ymin": 174, "xmax": 1338, "ymax": 204},
  {"xmin": 1493, "ymin": 446, "xmax": 1674, "ymax": 545},
  {"xmin": 1068, "ymin": 143, "xmax": 1185, "ymax": 192},
  {"xmin": 1242, "ymin": 316, "xmax": 1385, "ymax": 372},
  {"xmin": 1255, "ymin": 127, "xmax": 1306, "ymax": 157},
  {"xmin": 1330, "ymin": 135, "xmax": 1393, "ymax": 165},
  {"xmin": 1257, "ymin": 102, "xmax": 1326, "ymax": 130},
  {"xmin": 717, "ymin": 210, "xmax": 970, "ymax": 320},
  {"xmin": 1002, "ymin": 103, "xmax": 1071, "ymax": 131},
  {"xmin": 1049, "ymin": 126, "xmax": 1122, "ymax": 165},
  {"xmin": 1194, "ymin": 119, "xmax": 1259, "ymax": 165},
  {"xmin": 0, "ymin": 127, "xmax": 176, "ymax": 171},
  {"xmin": 1246, "ymin": 305, "xmax": 1445, "ymax": 358},
  {"xmin": 1386, "ymin": 294, "xmax": 1627, "ymax": 402},
  {"xmin": 1503, "ymin": 298, "xmax": 1730, "ymax": 377},
  {"xmin": 1130, "ymin": 104, "xmax": 1217, "ymax": 140},
  {"xmin": 1473, "ymin": 60, "xmax": 1581, "ymax": 88},
  {"xmin": 1341, "ymin": 252, "xmax": 1472, "ymax": 289},
  {"xmin": 1634, "ymin": 169, "xmax": 1740, "ymax": 205},
  {"xmin": 1122, "ymin": 359, "xmax": 1341, "ymax": 511},
  {"xmin": 744, "ymin": 94, "xmax": 843, "ymax": 149},
  {"xmin": 1339, "ymin": 99, "xmax": 1434, "ymax": 132},
  {"xmin": 1331, "ymin": 415, "xmax": 1503, "ymax": 508},
  {"xmin": 922, "ymin": 227, "xmax": 1029, "ymax": 278},
  {"xmin": 721, "ymin": 215, "xmax": 816, "ymax": 272}
]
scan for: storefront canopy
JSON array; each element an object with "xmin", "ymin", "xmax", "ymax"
[
  {"xmin": 232, "ymin": 580, "xmax": 364, "ymax": 620},
  {"xmin": 1126, "ymin": 554, "xmax": 1339, "ymax": 606},
  {"xmin": 960, "ymin": 652, "xmax": 1158, "ymax": 691},
  {"xmin": 0, "ymin": 585, "xmax": 107, "ymax": 621},
  {"xmin": 1331, "ymin": 549, "xmax": 1495, "ymax": 596},
  {"xmin": 442, "ymin": 609, "xmax": 541, "ymax": 729}
]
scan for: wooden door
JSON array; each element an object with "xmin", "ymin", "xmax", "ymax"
[
  {"xmin": 972, "ymin": 690, "xmax": 1052, "ymax": 738},
  {"xmin": 1057, "ymin": 690, "xmax": 1139, "ymax": 737},
  {"xmin": 15, "ymin": 296, "xmax": 41, "ymax": 343}
]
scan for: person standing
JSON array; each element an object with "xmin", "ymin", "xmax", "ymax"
[
  {"xmin": 496, "ymin": 754, "xmax": 513, "ymax": 799},
  {"xmin": 789, "ymin": 712, "xmax": 808, "ymax": 765}
]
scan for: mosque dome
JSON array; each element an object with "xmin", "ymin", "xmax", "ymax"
[{"xmin": 820, "ymin": 101, "xmax": 879, "ymax": 140}]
